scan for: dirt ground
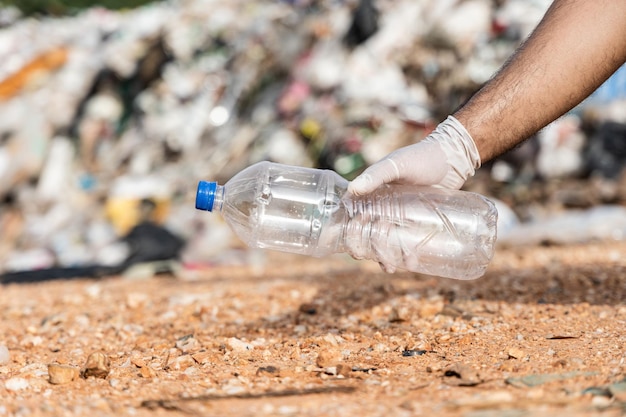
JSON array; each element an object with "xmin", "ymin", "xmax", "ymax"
[{"xmin": 1, "ymin": 240, "xmax": 625, "ymax": 417}]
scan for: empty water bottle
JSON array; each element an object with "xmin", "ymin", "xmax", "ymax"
[{"xmin": 195, "ymin": 161, "xmax": 498, "ymax": 279}]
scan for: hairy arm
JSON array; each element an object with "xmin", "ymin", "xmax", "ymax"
[
  {"xmin": 454, "ymin": 0, "xmax": 626, "ymax": 162},
  {"xmin": 348, "ymin": 0, "xmax": 626, "ymax": 196}
]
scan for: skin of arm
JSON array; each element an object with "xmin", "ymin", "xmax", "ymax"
[{"xmin": 454, "ymin": 0, "xmax": 626, "ymax": 162}]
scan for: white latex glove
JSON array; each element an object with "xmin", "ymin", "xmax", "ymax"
[{"xmin": 348, "ymin": 116, "xmax": 481, "ymax": 194}]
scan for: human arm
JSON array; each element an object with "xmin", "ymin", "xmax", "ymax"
[
  {"xmin": 349, "ymin": 0, "xmax": 626, "ymax": 195},
  {"xmin": 456, "ymin": 0, "xmax": 626, "ymax": 161}
]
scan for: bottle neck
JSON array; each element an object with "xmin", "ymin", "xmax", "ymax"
[{"xmin": 212, "ymin": 185, "xmax": 225, "ymax": 211}]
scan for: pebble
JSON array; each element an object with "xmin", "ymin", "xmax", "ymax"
[
  {"xmin": 191, "ymin": 350, "xmax": 213, "ymax": 365},
  {"xmin": 48, "ymin": 363, "xmax": 79, "ymax": 385},
  {"xmin": 443, "ymin": 363, "xmax": 484, "ymax": 387},
  {"xmin": 336, "ymin": 364, "xmax": 352, "ymax": 377},
  {"xmin": 419, "ymin": 301, "xmax": 444, "ymax": 318},
  {"xmin": 324, "ymin": 366, "xmax": 337, "ymax": 376},
  {"xmin": 109, "ymin": 378, "xmax": 122, "ymax": 389},
  {"xmin": 389, "ymin": 306, "xmax": 411, "ymax": 322},
  {"xmin": 591, "ymin": 395, "xmax": 613, "ymax": 407},
  {"xmin": 175, "ymin": 334, "xmax": 199, "ymax": 353},
  {"xmin": 316, "ymin": 350, "xmax": 341, "ymax": 368},
  {"xmin": 402, "ymin": 349, "xmax": 427, "ymax": 357},
  {"xmin": 227, "ymin": 337, "xmax": 254, "ymax": 352},
  {"xmin": 507, "ymin": 347, "xmax": 525, "ymax": 359},
  {"xmin": 126, "ymin": 292, "xmax": 149, "ymax": 309},
  {"xmin": 130, "ymin": 356, "xmax": 158, "ymax": 378},
  {"xmin": 5, "ymin": 377, "xmax": 29, "ymax": 391},
  {"xmin": 81, "ymin": 351, "xmax": 111, "ymax": 379},
  {"xmin": 298, "ymin": 303, "xmax": 317, "ymax": 315},
  {"xmin": 139, "ymin": 365, "xmax": 157, "ymax": 378},
  {"xmin": 322, "ymin": 333, "xmax": 344, "ymax": 346},
  {"xmin": 609, "ymin": 381, "xmax": 626, "ymax": 401},
  {"xmin": 256, "ymin": 365, "xmax": 280, "ymax": 377},
  {"xmin": 84, "ymin": 284, "xmax": 102, "ymax": 299},
  {"xmin": 0, "ymin": 345, "xmax": 9, "ymax": 365},
  {"xmin": 166, "ymin": 354, "xmax": 195, "ymax": 371},
  {"xmin": 372, "ymin": 343, "xmax": 389, "ymax": 353}
]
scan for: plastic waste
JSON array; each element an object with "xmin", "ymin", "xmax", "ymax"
[
  {"xmin": 195, "ymin": 161, "xmax": 498, "ymax": 279},
  {"xmin": 498, "ymin": 205, "xmax": 626, "ymax": 247}
]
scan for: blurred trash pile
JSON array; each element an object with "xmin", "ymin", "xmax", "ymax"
[{"xmin": 1, "ymin": 0, "xmax": 625, "ymax": 278}]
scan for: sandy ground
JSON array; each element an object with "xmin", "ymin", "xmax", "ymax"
[{"xmin": 1, "ymin": 241, "xmax": 625, "ymax": 417}]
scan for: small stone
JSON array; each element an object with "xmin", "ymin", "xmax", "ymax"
[
  {"xmin": 48, "ymin": 364, "xmax": 78, "ymax": 385},
  {"xmin": 336, "ymin": 364, "xmax": 352, "ymax": 377},
  {"xmin": 5, "ymin": 377, "xmax": 29, "ymax": 391},
  {"xmin": 402, "ymin": 349, "xmax": 427, "ymax": 357},
  {"xmin": 0, "ymin": 345, "xmax": 10, "ymax": 365},
  {"xmin": 191, "ymin": 350, "xmax": 213, "ymax": 365},
  {"xmin": 609, "ymin": 381, "xmax": 626, "ymax": 402},
  {"xmin": 298, "ymin": 303, "xmax": 317, "ymax": 315},
  {"xmin": 139, "ymin": 365, "xmax": 157, "ymax": 378},
  {"xmin": 372, "ymin": 343, "xmax": 389, "ymax": 352},
  {"xmin": 256, "ymin": 365, "xmax": 280, "ymax": 377},
  {"xmin": 227, "ymin": 337, "xmax": 254, "ymax": 353},
  {"xmin": 81, "ymin": 352, "xmax": 110, "ymax": 379},
  {"xmin": 419, "ymin": 300, "xmax": 444, "ymax": 318},
  {"xmin": 439, "ymin": 305, "xmax": 463, "ymax": 318},
  {"xmin": 324, "ymin": 366, "xmax": 337, "ymax": 376},
  {"xmin": 505, "ymin": 371, "xmax": 597, "ymax": 388},
  {"xmin": 85, "ymin": 284, "xmax": 102, "ymax": 299},
  {"xmin": 591, "ymin": 395, "xmax": 613, "ymax": 407},
  {"xmin": 389, "ymin": 306, "xmax": 410, "ymax": 322},
  {"xmin": 130, "ymin": 355, "xmax": 147, "ymax": 368},
  {"xmin": 166, "ymin": 354, "xmax": 195, "ymax": 371},
  {"xmin": 322, "ymin": 333, "xmax": 343, "ymax": 346},
  {"xmin": 130, "ymin": 355, "xmax": 157, "ymax": 378},
  {"xmin": 508, "ymin": 347, "xmax": 525, "ymax": 359},
  {"xmin": 316, "ymin": 350, "xmax": 341, "ymax": 368},
  {"xmin": 443, "ymin": 363, "xmax": 484, "ymax": 386},
  {"xmin": 410, "ymin": 340, "xmax": 432, "ymax": 351},
  {"xmin": 126, "ymin": 292, "xmax": 149, "ymax": 309},
  {"xmin": 175, "ymin": 334, "xmax": 199, "ymax": 353}
]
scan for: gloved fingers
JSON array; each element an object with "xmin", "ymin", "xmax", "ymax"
[
  {"xmin": 348, "ymin": 157, "xmax": 400, "ymax": 196},
  {"xmin": 348, "ymin": 116, "xmax": 480, "ymax": 195},
  {"xmin": 349, "ymin": 141, "xmax": 448, "ymax": 194}
]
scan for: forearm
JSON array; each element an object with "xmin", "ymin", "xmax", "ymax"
[{"xmin": 454, "ymin": 0, "xmax": 626, "ymax": 162}]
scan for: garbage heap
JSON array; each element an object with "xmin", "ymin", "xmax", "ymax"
[{"xmin": 0, "ymin": 0, "xmax": 624, "ymax": 276}]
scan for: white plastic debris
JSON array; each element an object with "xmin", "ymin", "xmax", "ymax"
[
  {"xmin": 4, "ymin": 377, "xmax": 29, "ymax": 391},
  {"xmin": 36, "ymin": 136, "xmax": 76, "ymax": 202},
  {"xmin": 498, "ymin": 206, "xmax": 626, "ymax": 247},
  {"xmin": 536, "ymin": 115, "xmax": 586, "ymax": 179},
  {"xmin": 0, "ymin": 0, "xmax": 624, "ymax": 275}
]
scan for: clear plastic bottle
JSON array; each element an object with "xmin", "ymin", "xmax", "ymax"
[{"xmin": 195, "ymin": 161, "xmax": 498, "ymax": 279}]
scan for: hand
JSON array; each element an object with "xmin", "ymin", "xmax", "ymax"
[{"xmin": 348, "ymin": 116, "xmax": 481, "ymax": 194}]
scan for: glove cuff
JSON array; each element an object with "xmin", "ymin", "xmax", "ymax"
[{"xmin": 424, "ymin": 116, "xmax": 481, "ymax": 189}]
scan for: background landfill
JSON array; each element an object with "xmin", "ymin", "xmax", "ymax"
[{"xmin": 1, "ymin": 0, "xmax": 625, "ymax": 281}]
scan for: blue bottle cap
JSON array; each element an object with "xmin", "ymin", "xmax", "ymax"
[{"xmin": 195, "ymin": 181, "xmax": 217, "ymax": 211}]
